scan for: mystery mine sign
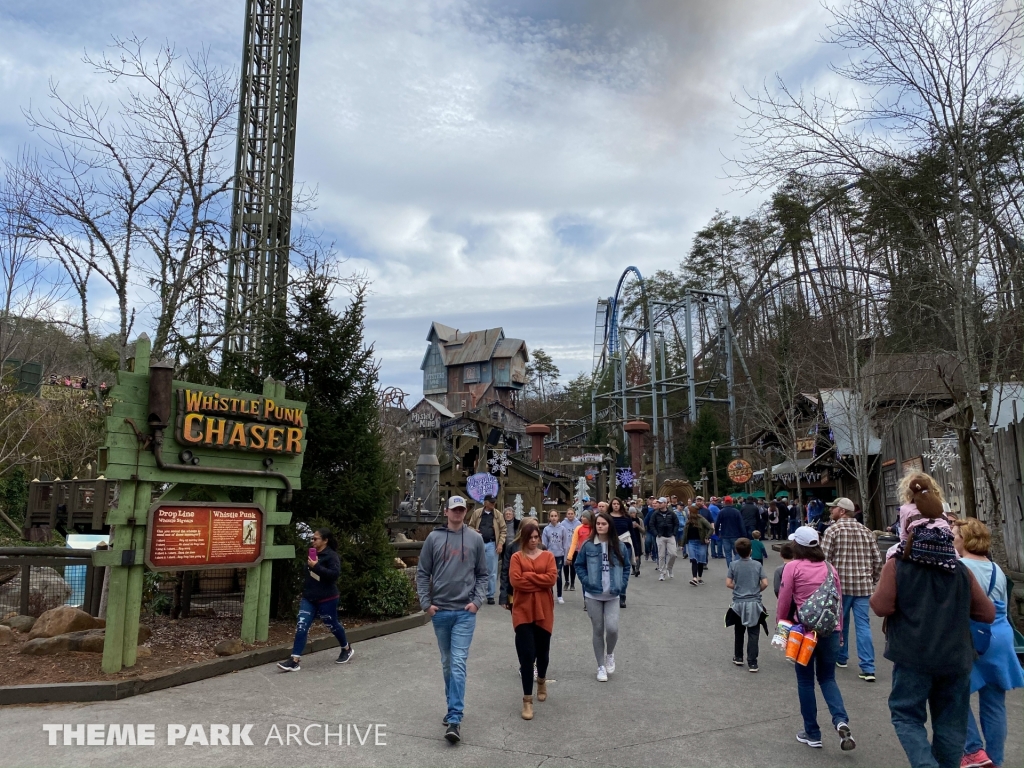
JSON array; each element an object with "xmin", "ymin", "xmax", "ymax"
[{"xmin": 175, "ymin": 389, "xmax": 305, "ymax": 455}]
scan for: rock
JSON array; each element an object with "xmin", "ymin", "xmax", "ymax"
[
  {"xmin": 394, "ymin": 532, "xmax": 412, "ymax": 543},
  {"xmin": 1, "ymin": 615, "xmax": 36, "ymax": 633},
  {"xmin": 136, "ymin": 646, "xmax": 152, "ymax": 658},
  {"xmin": 0, "ymin": 567, "xmax": 71, "ymax": 617},
  {"xmin": 28, "ymin": 606, "xmax": 103, "ymax": 639},
  {"xmin": 214, "ymin": 638, "xmax": 244, "ymax": 656},
  {"xmin": 392, "ymin": 557, "xmax": 406, "ymax": 569},
  {"xmin": 0, "ymin": 625, "xmax": 13, "ymax": 645},
  {"xmin": 21, "ymin": 635, "xmax": 71, "ymax": 655},
  {"xmin": 20, "ymin": 626, "xmax": 151, "ymax": 655}
]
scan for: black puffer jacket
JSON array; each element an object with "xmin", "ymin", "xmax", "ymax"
[{"xmin": 302, "ymin": 546, "xmax": 341, "ymax": 603}]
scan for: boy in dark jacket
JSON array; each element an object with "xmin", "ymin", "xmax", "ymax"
[{"xmin": 278, "ymin": 527, "xmax": 353, "ymax": 672}]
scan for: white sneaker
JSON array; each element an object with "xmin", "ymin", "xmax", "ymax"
[
  {"xmin": 659, "ymin": 573, "xmax": 665, "ymax": 581},
  {"xmin": 605, "ymin": 654, "xmax": 615, "ymax": 673},
  {"xmin": 669, "ymin": 572, "xmax": 674, "ymax": 579},
  {"xmin": 557, "ymin": 596, "xmax": 564, "ymax": 604},
  {"xmin": 596, "ymin": 666, "xmax": 608, "ymax": 682}
]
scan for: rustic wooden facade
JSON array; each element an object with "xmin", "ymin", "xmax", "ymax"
[{"xmin": 421, "ymin": 322, "xmax": 528, "ymax": 413}]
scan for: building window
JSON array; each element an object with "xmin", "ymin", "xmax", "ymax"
[{"xmin": 464, "ymin": 364, "xmax": 479, "ymax": 383}]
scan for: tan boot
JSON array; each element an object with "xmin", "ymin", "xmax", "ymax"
[
  {"xmin": 536, "ymin": 679, "xmax": 547, "ymax": 702},
  {"xmin": 521, "ymin": 695, "xmax": 534, "ymax": 720}
]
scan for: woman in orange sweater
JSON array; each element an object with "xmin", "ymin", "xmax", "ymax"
[{"xmin": 509, "ymin": 518, "xmax": 558, "ymax": 720}]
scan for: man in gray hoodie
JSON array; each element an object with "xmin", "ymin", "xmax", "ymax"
[{"xmin": 416, "ymin": 495, "xmax": 488, "ymax": 744}]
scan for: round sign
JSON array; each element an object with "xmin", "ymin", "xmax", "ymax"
[
  {"xmin": 727, "ymin": 459, "xmax": 754, "ymax": 484},
  {"xmin": 466, "ymin": 472, "xmax": 500, "ymax": 503}
]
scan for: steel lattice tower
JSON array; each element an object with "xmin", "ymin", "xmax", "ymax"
[{"xmin": 223, "ymin": 0, "xmax": 303, "ymax": 368}]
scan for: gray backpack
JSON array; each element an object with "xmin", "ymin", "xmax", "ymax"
[{"xmin": 797, "ymin": 564, "xmax": 840, "ymax": 635}]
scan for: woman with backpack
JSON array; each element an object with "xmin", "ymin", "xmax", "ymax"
[
  {"xmin": 952, "ymin": 518, "xmax": 1023, "ymax": 768},
  {"xmin": 776, "ymin": 526, "xmax": 855, "ymax": 752}
]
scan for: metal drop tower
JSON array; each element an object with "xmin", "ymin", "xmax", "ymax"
[{"xmin": 223, "ymin": 0, "xmax": 304, "ymax": 368}]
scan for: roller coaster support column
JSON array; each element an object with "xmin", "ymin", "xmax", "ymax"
[
  {"xmin": 647, "ymin": 302, "xmax": 659, "ymax": 477},
  {"xmin": 684, "ymin": 293, "xmax": 697, "ymax": 419}
]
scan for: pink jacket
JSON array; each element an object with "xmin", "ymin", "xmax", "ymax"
[{"xmin": 776, "ymin": 559, "xmax": 844, "ymax": 633}]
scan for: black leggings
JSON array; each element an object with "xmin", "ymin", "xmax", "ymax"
[
  {"xmin": 690, "ymin": 560, "xmax": 705, "ymax": 578},
  {"xmin": 563, "ymin": 560, "xmax": 576, "ymax": 587},
  {"xmin": 734, "ymin": 623, "xmax": 760, "ymax": 664},
  {"xmin": 514, "ymin": 623, "xmax": 551, "ymax": 695}
]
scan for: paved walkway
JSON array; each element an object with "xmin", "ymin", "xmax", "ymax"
[{"xmin": 3, "ymin": 556, "xmax": 1022, "ymax": 767}]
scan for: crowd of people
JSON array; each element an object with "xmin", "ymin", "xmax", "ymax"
[{"xmin": 277, "ymin": 477, "xmax": 1023, "ymax": 767}]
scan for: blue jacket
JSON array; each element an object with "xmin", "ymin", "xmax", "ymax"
[
  {"xmin": 715, "ymin": 506, "xmax": 746, "ymax": 539},
  {"xmin": 644, "ymin": 506, "xmax": 658, "ymax": 531},
  {"xmin": 574, "ymin": 539, "xmax": 631, "ymax": 597}
]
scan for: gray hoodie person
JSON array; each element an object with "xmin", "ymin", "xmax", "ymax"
[{"xmin": 416, "ymin": 523, "xmax": 489, "ymax": 612}]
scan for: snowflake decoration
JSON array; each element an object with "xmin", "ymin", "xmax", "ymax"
[
  {"xmin": 514, "ymin": 493, "xmax": 524, "ymax": 520},
  {"xmin": 923, "ymin": 438, "xmax": 959, "ymax": 473},
  {"xmin": 488, "ymin": 449, "xmax": 511, "ymax": 475},
  {"xmin": 616, "ymin": 468, "xmax": 637, "ymax": 489}
]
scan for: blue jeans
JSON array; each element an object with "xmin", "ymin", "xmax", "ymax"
[
  {"xmin": 888, "ymin": 663, "xmax": 971, "ymax": 768},
  {"xmin": 484, "ymin": 541, "xmax": 497, "ymax": 599},
  {"xmin": 291, "ymin": 597, "xmax": 348, "ymax": 657},
  {"xmin": 789, "ymin": 518, "xmax": 800, "ymax": 535},
  {"xmin": 837, "ymin": 595, "xmax": 875, "ymax": 673},
  {"xmin": 722, "ymin": 538, "xmax": 738, "ymax": 565},
  {"xmin": 710, "ymin": 536, "xmax": 723, "ymax": 558},
  {"xmin": 965, "ymin": 684, "xmax": 1007, "ymax": 767},
  {"xmin": 794, "ymin": 631, "xmax": 849, "ymax": 740},
  {"xmin": 645, "ymin": 531, "xmax": 658, "ymax": 560},
  {"xmin": 431, "ymin": 609, "xmax": 477, "ymax": 725}
]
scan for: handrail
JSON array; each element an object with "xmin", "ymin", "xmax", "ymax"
[{"xmin": 0, "ymin": 547, "xmax": 100, "ymax": 557}]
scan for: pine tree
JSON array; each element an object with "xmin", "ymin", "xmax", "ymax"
[
  {"xmin": 265, "ymin": 283, "xmax": 412, "ymax": 618},
  {"xmin": 678, "ymin": 407, "xmax": 730, "ymax": 494}
]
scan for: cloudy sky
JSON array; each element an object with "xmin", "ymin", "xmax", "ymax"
[{"xmin": 0, "ymin": 0, "xmax": 836, "ymax": 397}]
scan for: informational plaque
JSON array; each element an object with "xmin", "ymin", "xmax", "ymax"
[{"xmin": 145, "ymin": 502, "xmax": 265, "ymax": 571}]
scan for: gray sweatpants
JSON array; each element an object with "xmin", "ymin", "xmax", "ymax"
[
  {"xmin": 585, "ymin": 597, "xmax": 620, "ymax": 667},
  {"xmin": 657, "ymin": 536, "xmax": 677, "ymax": 575}
]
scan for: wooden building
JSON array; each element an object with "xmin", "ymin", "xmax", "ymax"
[{"xmin": 421, "ymin": 322, "xmax": 528, "ymax": 413}]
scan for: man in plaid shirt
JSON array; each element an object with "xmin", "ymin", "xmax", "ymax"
[{"xmin": 822, "ymin": 497, "xmax": 882, "ymax": 682}]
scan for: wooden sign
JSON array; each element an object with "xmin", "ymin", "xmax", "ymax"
[
  {"xmin": 175, "ymin": 388, "xmax": 304, "ymax": 455},
  {"xmin": 727, "ymin": 459, "xmax": 754, "ymax": 484},
  {"xmin": 145, "ymin": 502, "xmax": 265, "ymax": 571},
  {"xmin": 796, "ymin": 438, "xmax": 816, "ymax": 452}
]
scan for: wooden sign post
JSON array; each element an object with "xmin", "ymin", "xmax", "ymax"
[{"xmin": 95, "ymin": 335, "xmax": 306, "ymax": 673}]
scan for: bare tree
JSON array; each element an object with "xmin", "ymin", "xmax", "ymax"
[
  {"xmin": 735, "ymin": 0, "xmax": 1024, "ymax": 518},
  {"xmin": 0, "ymin": 151, "xmax": 66, "ymax": 366},
  {"xmin": 17, "ymin": 37, "xmax": 237, "ymax": 369}
]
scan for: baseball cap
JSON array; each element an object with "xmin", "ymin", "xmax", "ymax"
[
  {"xmin": 789, "ymin": 526, "xmax": 820, "ymax": 547},
  {"xmin": 826, "ymin": 497, "xmax": 855, "ymax": 512},
  {"xmin": 483, "ymin": 494, "xmax": 496, "ymax": 503},
  {"xmin": 447, "ymin": 496, "xmax": 467, "ymax": 510},
  {"xmin": 723, "ymin": 495, "xmax": 733, "ymax": 504},
  {"xmin": 658, "ymin": 496, "xmax": 668, "ymax": 503}
]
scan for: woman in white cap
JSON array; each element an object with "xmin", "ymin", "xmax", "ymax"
[{"xmin": 776, "ymin": 526, "xmax": 855, "ymax": 753}]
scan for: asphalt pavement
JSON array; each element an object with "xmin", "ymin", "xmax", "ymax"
[{"xmin": 1, "ymin": 553, "xmax": 1021, "ymax": 767}]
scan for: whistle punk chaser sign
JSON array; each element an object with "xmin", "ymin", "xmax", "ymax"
[{"xmin": 175, "ymin": 389, "xmax": 305, "ymax": 455}]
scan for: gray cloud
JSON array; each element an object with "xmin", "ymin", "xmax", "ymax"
[{"xmin": 0, "ymin": 0, "xmax": 832, "ymax": 398}]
